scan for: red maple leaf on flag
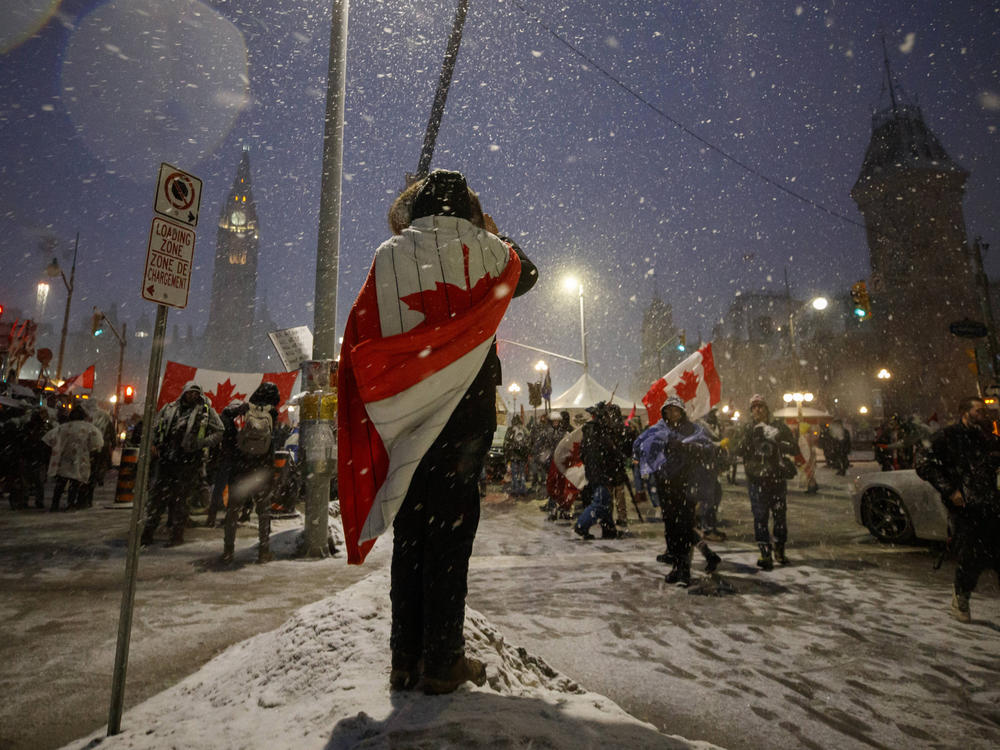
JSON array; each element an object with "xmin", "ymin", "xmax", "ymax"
[
  {"xmin": 206, "ymin": 379, "xmax": 246, "ymax": 411},
  {"xmin": 398, "ymin": 244, "xmax": 499, "ymax": 326},
  {"xmin": 673, "ymin": 370, "xmax": 701, "ymax": 402}
]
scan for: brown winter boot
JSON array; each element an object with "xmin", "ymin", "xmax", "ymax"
[{"xmin": 422, "ymin": 655, "xmax": 487, "ymax": 695}]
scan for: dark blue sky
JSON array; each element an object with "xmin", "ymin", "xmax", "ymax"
[{"xmin": 1, "ymin": 0, "xmax": 998, "ymax": 400}]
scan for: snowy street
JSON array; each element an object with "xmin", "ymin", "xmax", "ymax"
[{"xmin": 2, "ymin": 462, "xmax": 999, "ymax": 749}]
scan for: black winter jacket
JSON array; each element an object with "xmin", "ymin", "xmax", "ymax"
[
  {"xmin": 736, "ymin": 419, "xmax": 797, "ymax": 481},
  {"xmin": 915, "ymin": 422, "xmax": 1000, "ymax": 511}
]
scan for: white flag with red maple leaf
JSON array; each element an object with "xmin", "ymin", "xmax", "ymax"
[
  {"xmin": 156, "ymin": 361, "xmax": 298, "ymax": 415},
  {"xmin": 642, "ymin": 342, "xmax": 722, "ymax": 424}
]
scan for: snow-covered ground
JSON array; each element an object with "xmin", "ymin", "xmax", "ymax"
[
  {"xmin": 64, "ymin": 568, "xmax": 712, "ymax": 750},
  {"xmin": 60, "ymin": 482, "xmax": 1000, "ymax": 750}
]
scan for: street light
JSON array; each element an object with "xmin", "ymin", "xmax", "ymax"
[
  {"xmin": 45, "ymin": 232, "xmax": 79, "ymax": 381},
  {"xmin": 35, "ymin": 282, "xmax": 50, "ymax": 320},
  {"xmin": 563, "ymin": 275, "xmax": 588, "ymax": 374},
  {"xmin": 877, "ymin": 368, "xmax": 892, "ymax": 380},
  {"xmin": 783, "ymin": 391, "xmax": 814, "ymax": 429},
  {"xmin": 92, "ymin": 307, "xmax": 127, "ymax": 442},
  {"xmin": 786, "ymin": 295, "xmax": 829, "ymax": 382},
  {"xmin": 508, "ymin": 381, "xmax": 521, "ymax": 416}
]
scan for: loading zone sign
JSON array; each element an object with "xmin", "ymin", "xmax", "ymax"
[
  {"xmin": 142, "ymin": 217, "xmax": 195, "ymax": 309},
  {"xmin": 154, "ymin": 163, "xmax": 202, "ymax": 228}
]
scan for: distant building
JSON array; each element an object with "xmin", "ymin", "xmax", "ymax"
[
  {"xmin": 850, "ymin": 77, "xmax": 981, "ymax": 417},
  {"xmin": 201, "ymin": 147, "xmax": 277, "ymax": 371}
]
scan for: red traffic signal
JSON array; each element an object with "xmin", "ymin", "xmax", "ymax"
[{"xmin": 123, "ymin": 385, "xmax": 135, "ymax": 404}]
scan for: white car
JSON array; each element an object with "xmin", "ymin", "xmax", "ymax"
[{"xmin": 851, "ymin": 469, "xmax": 949, "ymax": 543}]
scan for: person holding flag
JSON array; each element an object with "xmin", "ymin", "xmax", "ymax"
[{"xmin": 337, "ymin": 170, "xmax": 536, "ymax": 694}]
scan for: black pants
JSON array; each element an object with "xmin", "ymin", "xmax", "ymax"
[
  {"xmin": 390, "ymin": 425, "xmax": 491, "ymax": 675},
  {"xmin": 657, "ymin": 477, "xmax": 697, "ymax": 567},
  {"xmin": 223, "ymin": 463, "xmax": 272, "ymax": 552},
  {"xmin": 953, "ymin": 506, "xmax": 1000, "ymax": 596},
  {"xmin": 51, "ymin": 475, "xmax": 82, "ymax": 511},
  {"xmin": 143, "ymin": 461, "xmax": 201, "ymax": 538}
]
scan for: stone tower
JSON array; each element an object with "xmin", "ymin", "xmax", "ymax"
[
  {"xmin": 850, "ymin": 61, "xmax": 979, "ymax": 417},
  {"xmin": 203, "ymin": 147, "xmax": 261, "ymax": 371}
]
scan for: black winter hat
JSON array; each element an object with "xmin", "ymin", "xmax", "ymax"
[
  {"xmin": 250, "ymin": 381, "xmax": 281, "ymax": 407},
  {"xmin": 410, "ymin": 170, "xmax": 474, "ymax": 221}
]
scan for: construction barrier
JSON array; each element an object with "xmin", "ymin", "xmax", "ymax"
[{"xmin": 115, "ymin": 447, "xmax": 139, "ymax": 504}]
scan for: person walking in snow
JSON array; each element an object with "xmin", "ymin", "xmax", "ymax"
[
  {"xmin": 141, "ymin": 382, "xmax": 223, "ymax": 547},
  {"xmin": 915, "ymin": 396, "xmax": 1000, "ymax": 624},
  {"xmin": 635, "ymin": 396, "xmax": 721, "ymax": 587},
  {"xmin": 573, "ymin": 402, "xmax": 623, "ymax": 540},
  {"xmin": 503, "ymin": 414, "xmax": 530, "ymax": 496},
  {"xmin": 735, "ymin": 394, "xmax": 798, "ymax": 570},
  {"xmin": 42, "ymin": 405, "xmax": 104, "ymax": 512},
  {"xmin": 337, "ymin": 169, "xmax": 536, "ymax": 694}
]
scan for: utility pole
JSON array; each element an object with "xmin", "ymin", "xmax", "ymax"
[
  {"xmin": 301, "ymin": 0, "xmax": 349, "ymax": 558},
  {"xmin": 414, "ymin": 0, "xmax": 470, "ymax": 179},
  {"xmin": 971, "ymin": 236, "xmax": 999, "ymax": 384}
]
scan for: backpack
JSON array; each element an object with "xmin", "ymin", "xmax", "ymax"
[{"xmin": 236, "ymin": 404, "xmax": 273, "ymax": 456}]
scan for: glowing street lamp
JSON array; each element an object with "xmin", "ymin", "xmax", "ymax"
[
  {"xmin": 877, "ymin": 368, "xmax": 892, "ymax": 380},
  {"xmin": 783, "ymin": 391, "xmax": 814, "ymax": 426},
  {"xmin": 859, "ymin": 405, "xmax": 869, "ymax": 415},
  {"xmin": 508, "ymin": 381, "xmax": 521, "ymax": 415}
]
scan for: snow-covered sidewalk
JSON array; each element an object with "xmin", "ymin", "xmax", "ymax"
[{"xmin": 65, "ymin": 570, "xmax": 713, "ymax": 750}]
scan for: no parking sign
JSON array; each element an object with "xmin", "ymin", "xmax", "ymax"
[{"xmin": 153, "ymin": 162, "xmax": 202, "ymax": 228}]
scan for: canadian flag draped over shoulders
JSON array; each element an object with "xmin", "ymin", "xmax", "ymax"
[
  {"xmin": 338, "ymin": 215, "xmax": 521, "ymax": 564},
  {"xmin": 643, "ymin": 342, "xmax": 722, "ymax": 424}
]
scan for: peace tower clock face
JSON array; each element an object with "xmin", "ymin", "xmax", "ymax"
[{"xmin": 230, "ymin": 209, "xmax": 246, "ymax": 227}]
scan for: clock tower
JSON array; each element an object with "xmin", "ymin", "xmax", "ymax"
[{"xmin": 202, "ymin": 146, "xmax": 261, "ymax": 371}]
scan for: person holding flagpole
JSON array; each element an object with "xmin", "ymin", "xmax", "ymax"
[{"xmin": 337, "ymin": 170, "xmax": 536, "ymax": 694}]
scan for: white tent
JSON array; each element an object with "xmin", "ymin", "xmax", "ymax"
[{"xmin": 549, "ymin": 373, "xmax": 635, "ymax": 411}]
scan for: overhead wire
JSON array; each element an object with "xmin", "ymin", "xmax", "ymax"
[{"xmin": 508, "ymin": 0, "xmax": 867, "ymax": 233}]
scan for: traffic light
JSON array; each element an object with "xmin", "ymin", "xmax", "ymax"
[
  {"xmin": 123, "ymin": 385, "xmax": 135, "ymax": 404},
  {"xmin": 850, "ymin": 281, "xmax": 871, "ymax": 320},
  {"xmin": 91, "ymin": 308, "xmax": 104, "ymax": 336},
  {"xmin": 677, "ymin": 331, "xmax": 686, "ymax": 352}
]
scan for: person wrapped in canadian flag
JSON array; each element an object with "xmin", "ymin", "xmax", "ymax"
[{"xmin": 337, "ymin": 170, "xmax": 536, "ymax": 694}]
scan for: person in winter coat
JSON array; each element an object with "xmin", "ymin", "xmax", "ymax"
[
  {"xmin": 735, "ymin": 394, "xmax": 798, "ymax": 570},
  {"xmin": 355, "ymin": 170, "xmax": 536, "ymax": 695},
  {"xmin": 42, "ymin": 405, "xmax": 104, "ymax": 512},
  {"xmin": 573, "ymin": 403, "xmax": 624, "ymax": 540},
  {"xmin": 141, "ymin": 382, "xmax": 223, "ymax": 546},
  {"xmin": 634, "ymin": 396, "xmax": 721, "ymax": 586},
  {"xmin": 220, "ymin": 382, "xmax": 281, "ymax": 564},
  {"xmin": 503, "ymin": 414, "xmax": 530, "ymax": 495},
  {"xmin": 20, "ymin": 409, "xmax": 51, "ymax": 509},
  {"xmin": 78, "ymin": 403, "xmax": 114, "ymax": 509},
  {"xmin": 915, "ymin": 396, "xmax": 1000, "ymax": 624}
]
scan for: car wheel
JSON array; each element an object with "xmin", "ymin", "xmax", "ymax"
[{"xmin": 860, "ymin": 487, "xmax": 915, "ymax": 543}]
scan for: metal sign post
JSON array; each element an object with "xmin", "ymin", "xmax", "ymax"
[
  {"xmin": 107, "ymin": 303, "xmax": 168, "ymax": 735},
  {"xmin": 108, "ymin": 163, "xmax": 200, "ymax": 735}
]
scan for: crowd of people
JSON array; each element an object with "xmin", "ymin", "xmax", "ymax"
[{"xmin": 0, "ymin": 379, "xmax": 299, "ymax": 565}]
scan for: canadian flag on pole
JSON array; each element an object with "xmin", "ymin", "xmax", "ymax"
[
  {"xmin": 642, "ymin": 342, "xmax": 722, "ymax": 425},
  {"xmin": 156, "ymin": 361, "xmax": 298, "ymax": 414},
  {"xmin": 58, "ymin": 364, "xmax": 96, "ymax": 394}
]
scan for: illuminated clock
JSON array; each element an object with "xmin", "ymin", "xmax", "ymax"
[{"xmin": 230, "ymin": 209, "xmax": 247, "ymax": 227}]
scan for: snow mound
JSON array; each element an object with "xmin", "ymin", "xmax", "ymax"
[{"xmin": 67, "ymin": 571, "xmax": 716, "ymax": 750}]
